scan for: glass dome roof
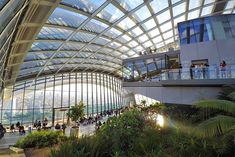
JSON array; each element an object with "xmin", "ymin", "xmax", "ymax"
[{"xmin": 2, "ymin": 0, "xmax": 235, "ymax": 82}]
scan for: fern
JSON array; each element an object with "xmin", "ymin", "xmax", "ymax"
[
  {"xmin": 197, "ymin": 115, "xmax": 235, "ymax": 137},
  {"xmin": 193, "ymin": 99, "xmax": 235, "ymax": 114}
]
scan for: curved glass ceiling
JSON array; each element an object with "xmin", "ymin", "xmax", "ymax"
[{"xmin": 19, "ymin": 0, "xmax": 235, "ymax": 80}]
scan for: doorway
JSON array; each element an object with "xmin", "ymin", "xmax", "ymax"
[{"xmin": 52, "ymin": 107, "xmax": 69, "ymax": 126}]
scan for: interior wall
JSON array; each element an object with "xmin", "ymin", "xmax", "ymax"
[{"xmin": 124, "ymin": 86, "xmax": 221, "ymax": 105}]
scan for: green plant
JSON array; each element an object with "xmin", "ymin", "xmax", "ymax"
[
  {"xmin": 15, "ymin": 130, "xmax": 63, "ymax": 148},
  {"xmin": 67, "ymin": 101, "xmax": 85, "ymax": 122},
  {"xmin": 141, "ymin": 99, "xmax": 147, "ymax": 106}
]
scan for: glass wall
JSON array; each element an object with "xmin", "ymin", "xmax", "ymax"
[
  {"xmin": 0, "ymin": 73, "xmax": 124, "ymax": 125},
  {"xmin": 178, "ymin": 14, "xmax": 235, "ymax": 45},
  {"xmin": 123, "ymin": 51, "xmax": 180, "ymax": 82}
]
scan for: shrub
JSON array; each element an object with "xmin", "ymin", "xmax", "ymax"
[{"xmin": 15, "ymin": 130, "xmax": 64, "ymax": 148}]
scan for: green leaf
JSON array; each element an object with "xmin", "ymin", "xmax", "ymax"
[
  {"xmin": 196, "ymin": 115, "xmax": 235, "ymax": 137},
  {"xmin": 193, "ymin": 99, "xmax": 235, "ymax": 114}
]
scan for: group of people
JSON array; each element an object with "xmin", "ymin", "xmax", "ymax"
[
  {"xmin": 55, "ymin": 123, "xmax": 66, "ymax": 134},
  {"xmin": 9, "ymin": 121, "xmax": 25, "ymax": 135},
  {"xmin": 33, "ymin": 118, "xmax": 49, "ymax": 130},
  {"xmin": 125, "ymin": 60, "xmax": 230, "ymax": 82}
]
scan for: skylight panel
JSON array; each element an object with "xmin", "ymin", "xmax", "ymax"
[
  {"xmin": 48, "ymin": 8, "xmax": 87, "ymax": 28},
  {"xmin": 104, "ymin": 28, "xmax": 122, "ymax": 39},
  {"xmin": 225, "ymin": 1, "xmax": 235, "ymax": 10},
  {"xmin": 116, "ymin": 0, "xmax": 143, "ymax": 11},
  {"xmin": 129, "ymin": 26, "xmax": 143, "ymax": 37},
  {"xmin": 138, "ymin": 34, "xmax": 149, "ymax": 43},
  {"xmin": 143, "ymin": 41, "xmax": 152, "ymax": 48},
  {"xmin": 142, "ymin": 18, "xmax": 156, "ymax": 31},
  {"xmin": 133, "ymin": 5, "xmax": 151, "ymax": 22},
  {"xmin": 117, "ymin": 17, "xmax": 135, "ymax": 30},
  {"xmin": 165, "ymin": 37, "xmax": 174, "ymax": 44},
  {"xmin": 189, "ymin": 0, "xmax": 202, "ymax": 10},
  {"xmin": 163, "ymin": 30, "xmax": 173, "ymax": 39},
  {"xmin": 83, "ymin": 19, "xmax": 108, "ymax": 33},
  {"xmin": 160, "ymin": 21, "xmax": 172, "ymax": 33},
  {"xmin": 97, "ymin": 3, "xmax": 124, "ymax": 23},
  {"xmin": 127, "ymin": 50, "xmax": 135, "ymax": 56},
  {"xmin": 188, "ymin": 9, "xmax": 200, "ymax": 20},
  {"xmin": 152, "ymin": 36, "xmax": 162, "ymax": 44},
  {"xmin": 157, "ymin": 10, "xmax": 170, "ymax": 24},
  {"xmin": 150, "ymin": 0, "xmax": 168, "ymax": 14},
  {"xmin": 204, "ymin": 0, "xmax": 215, "ymax": 5},
  {"xmin": 172, "ymin": 2, "xmax": 186, "ymax": 17},
  {"xmin": 128, "ymin": 40, "xmax": 138, "ymax": 47},
  {"xmin": 171, "ymin": 0, "xmax": 181, "ymax": 5},
  {"xmin": 148, "ymin": 28, "xmax": 160, "ymax": 38},
  {"xmin": 61, "ymin": 0, "xmax": 106, "ymax": 14},
  {"xmin": 201, "ymin": 4, "xmax": 214, "ymax": 16},
  {"xmin": 173, "ymin": 15, "xmax": 185, "ymax": 27},
  {"xmin": 156, "ymin": 42, "xmax": 164, "ymax": 48}
]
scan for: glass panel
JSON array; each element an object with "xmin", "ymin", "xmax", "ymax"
[
  {"xmin": 71, "ymin": 32, "xmax": 96, "ymax": 42},
  {"xmin": 163, "ymin": 30, "xmax": 173, "ymax": 39},
  {"xmin": 142, "ymin": 18, "xmax": 156, "ymax": 31},
  {"xmin": 129, "ymin": 26, "xmax": 143, "ymax": 37},
  {"xmin": 188, "ymin": 9, "xmax": 200, "ymax": 20},
  {"xmin": 172, "ymin": 2, "xmax": 186, "ymax": 17},
  {"xmin": 160, "ymin": 21, "xmax": 172, "ymax": 32},
  {"xmin": 189, "ymin": 0, "xmax": 202, "ymax": 10},
  {"xmin": 97, "ymin": 3, "xmax": 124, "ymax": 23},
  {"xmin": 201, "ymin": 5, "xmax": 214, "ymax": 16},
  {"xmin": 152, "ymin": 35, "xmax": 162, "ymax": 44},
  {"xmin": 83, "ymin": 19, "xmax": 108, "ymax": 33},
  {"xmin": 38, "ymin": 27, "xmax": 73, "ymax": 40},
  {"xmin": 117, "ymin": 17, "xmax": 135, "ymax": 30},
  {"xmin": 47, "ymin": 8, "xmax": 87, "ymax": 28},
  {"xmin": 30, "ymin": 42, "xmax": 62, "ymax": 51},
  {"xmin": 156, "ymin": 10, "xmax": 170, "ymax": 24},
  {"xmin": 133, "ymin": 5, "xmax": 151, "ymax": 22},
  {"xmin": 104, "ymin": 27, "xmax": 122, "ymax": 39},
  {"xmin": 116, "ymin": 0, "xmax": 143, "ymax": 11},
  {"xmin": 148, "ymin": 28, "xmax": 160, "ymax": 38},
  {"xmin": 138, "ymin": 34, "xmax": 149, "ymax": 43},
  {"xmin": 174, "ymin": 14, "xmax": 185, "ymax": 27},
  {"xmin": 61, "ymin": 0, "xmax": 106, "ymax": 14},
  {"xmin": 204, "ymin": 0, "xmax": 215, "ymax": 5},
  {"xmin": 150, "ymin": 0, "xmax": 168, "ymax": 14}
]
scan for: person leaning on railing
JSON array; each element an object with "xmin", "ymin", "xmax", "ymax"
[{"xmin": 220, "ymin": 60, "xmax": 227, "ymax": 78}]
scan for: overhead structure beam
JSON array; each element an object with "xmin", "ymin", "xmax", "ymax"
[{"xmin": 4, "ymin": 0, "xmax": 61, "ymax": 87}]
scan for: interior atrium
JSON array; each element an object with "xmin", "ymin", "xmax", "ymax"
[{"xmin": 0, "ymin": 0, "xmax": 235, "ymax": 156}]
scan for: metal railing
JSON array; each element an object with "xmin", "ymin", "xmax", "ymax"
[{"xmin": 123, "ymin": 65, "xmax": 235, "ymax": 82}]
